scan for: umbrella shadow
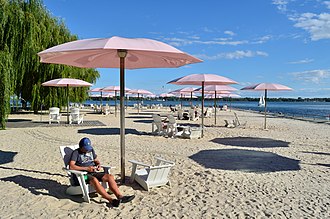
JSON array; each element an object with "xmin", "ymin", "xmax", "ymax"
[
  {"xmin": 0, "ymin": 174, "xmax": 82, "ymax": 202},
  {"xmin": 189, "ymin": 149, "xmax": 300, "ymax": 173},
  {"xmin": 133, "ymin": 119, "xmax": 153, "ymax": 124},
  {"xmin": 0, "ymin": 166, "xmax": 66, "ymax": 177},
  {"xmin": 78, "ymin": 128, "xmax": 142, "ymax": 135},
  {"xmin": 0, "ymin": 150, "xmax": 18, "ymax": 165},
  {"xmin": 128, "ymin": 112, "xmax": 155, "ymax": 116},
  {"xmin": 300, "ymin": 151, "xmax": 330, "ymax": 156},
  {"xmin": 211, "ymin": 137, "xmax": 290, "ymax": 148},
  {"xmin": 126, "ymin": 116, "xmax": 151, "ymax": 119}
]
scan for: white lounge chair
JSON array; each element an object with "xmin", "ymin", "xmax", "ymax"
[
  {"xmin": 59, "ymin": 145, "xmax": 112, "ymax": 203},
  {"xmin": 69, "ymin": 108, "xmax": 84, "ymax": 124},
  {"xmin": 166, "ymin": 114, "xmax": 180, "ymax": 137},
  {"xmin": 181, "ymin": 126, "xmax": 202, "ymax": 139},
  {"xmin": 129, "ymin": 157, "xmax": 175, "ymax": 191},
  {"xmin": 49, "ymin": 107, "xmax": 61, "ymax": 124},
  {"xmin": 152, "ymin": 114, "xmax": 166, "ymax": 135},
  {"xmin": 189, "ymin": 109, "xmax": 199, "ymax": 121},
  {"xmin": 101, "ymin": 105, "xmax": 111, "ymax": 115}
]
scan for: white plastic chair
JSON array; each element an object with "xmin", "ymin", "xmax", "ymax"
[
  {"xmin": 59, "ymin": 145, "xmax": 111, "ymax": 203},
  {"xmin": 166, "ymin": 114, "xmax": 179, "ymax": 137},
  {"xmin": 49, "ymin": 107, "xmax": 61, "ymax": 124},
  {"xmin": 129, "ymin": 157, "xmax": 175, "ymax": 191},
  {"xmin": 152, "ymin": 114, "xmax": 166, "ymax": 135},
  {"xmin": 69, "ymin": 108, "xmax": 84, "ymax": 124},
  {"xmin": 189, "ymin": 109, "xmax": 199, "ymax": 121}
]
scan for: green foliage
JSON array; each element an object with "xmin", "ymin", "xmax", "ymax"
[{"xmin": 0, "ymin": 0, "xmax": 99, "ymax": 129}]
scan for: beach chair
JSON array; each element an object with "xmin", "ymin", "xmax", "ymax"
[
  {"xmin": 166, "ymin": 114, "xmax": 180, "ymax": 137},
  {"xmin": 181, "ymin": 126, "xmax": 202, "ymax": 139},
  {"xmin": 128, "ymin": 157, "xmax": 175, "ymax": 191},
  {"xmin": 189, "ymin": 109, "xmax": 199, "ymax": 121},
  {"xmin": 101, "ymin": 105, "xmax": 111, "ymax": 115},
  {"xmin": 59, "ymin": 145, "xmax": 111, "ymax": 203},
  {"xmin": 177, "ymin": 108, "xmax": 184, "ymax": 120},
  {"xmin": 69, "ymin": 108, "xmax": 84, "ymax": 124},
  {"xmin": 49, "ymin": 107, "xmax": 61, "ymax": 124},
  {"xmin": 152, "ymin": 114, "xmax": 166, "ymax": 135}
]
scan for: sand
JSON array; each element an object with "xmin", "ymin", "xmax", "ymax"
[{"xmin": 0, "ymin": 107, "xmax": 329, "ymax": 218}]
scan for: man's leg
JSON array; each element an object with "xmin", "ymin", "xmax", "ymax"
[
  {"xmin": 102, "ymin": 174, "xmax": 122, "ymax": 198},
  {"xmin": 89, "ymin": 176, "xmax": 113, "ymax": 202}
]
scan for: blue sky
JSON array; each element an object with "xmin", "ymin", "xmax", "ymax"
[{"xmin": 43, "ymin": 0, "xmax": 330, "ymax": 98}]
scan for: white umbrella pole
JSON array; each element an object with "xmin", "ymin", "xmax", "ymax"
[
  {"xmin": 138, "ymin": 93, "xmax": 140, "ymax": 114},
  {"xmin": 118, "ymin": 49, "xmax": 127, "ymax": 183},
  {"xmin": 214, "ymin": 91, "xmax": 217, "ymax": 125},
  {"xmin": 201, "ymin": 82, "xmax": 204, "ymax": 137},
  {"xmin": 115, "ymin": 91, "xmax": 117, "ymax": 117},
  {"xmin": 67, "ymin": 84, "xmax": 69, "ymax": 124},
  {"xmin": 264, "ymin": 89, "xmax": 267, "ymax": 129}
]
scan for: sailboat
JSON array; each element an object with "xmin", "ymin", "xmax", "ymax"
[{"xmin": 258, "ymin": 95, "xmax": 265, "ymax": 107}]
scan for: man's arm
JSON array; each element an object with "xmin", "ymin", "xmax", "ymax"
[{"xmin": 69, "ymin": 160, "xmax": 96, "ymax": 172}]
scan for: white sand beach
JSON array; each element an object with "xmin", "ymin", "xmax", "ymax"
[{"xmin": 0, "ymin": 107, "xmax": 329, "ymax": 218}]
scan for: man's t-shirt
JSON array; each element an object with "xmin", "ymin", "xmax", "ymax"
[{"xmin": 70, "ymin": 149, "xmax": 97, "ymax": 167}]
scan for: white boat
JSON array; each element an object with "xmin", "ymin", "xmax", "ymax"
[{"xmin": 258, "ymin": 95, "xmax": 265, "ymax": 107}]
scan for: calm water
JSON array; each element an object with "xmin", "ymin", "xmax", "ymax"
[{"xmin": 84, "ymin": 99, "xmax": 330, "ymax": 120}]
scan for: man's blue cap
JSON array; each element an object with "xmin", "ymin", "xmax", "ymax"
[{"xmin": 79, "ymin": 137, "xmax": 93, "ymax": 151}]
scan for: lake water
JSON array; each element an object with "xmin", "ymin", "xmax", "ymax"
[{"xmin": 84, "ymin": 99, "xmax": 330, "ymax": 120}]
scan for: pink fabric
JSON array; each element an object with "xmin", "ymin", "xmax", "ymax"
[
  {"xmin": 168, "ymin": 74, "xmax": 237, "ymax": 85},
  {"xmin": 170, "ymin": 87, "xmax": 197, "ymax": 95},
  {"xmin": 195, "ymin": 85, "xmax": 237, "ymax": 92},
  {"xmin": 102, "ymin": 86, "xmax": 131, "ymax": 92},
  {"xmin": 41, "ymin": 78, "xmax": 92, "ymax": 87},
  {"xmin": 159, "ymin": 93, "xmax": 175, "ymax": 97},
  {"xmin": 241, "ymin": 83, "xmax": 292, "ymax": 91},
  {"xmin": 128, "ymin": 89, "xmax": 153, "ymax": 95},
  {"xmin": 38, "ymin": 36, "xmax": 202, "ymax": 69}
]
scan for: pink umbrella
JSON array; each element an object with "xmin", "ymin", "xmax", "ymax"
[
  {"xmin": 102, "ymin": 85, "xmax": 131, "ymax": 116},
  {"xmin": 159, "ymin": 93, "xmax": 175, "ymax": 98},
  {"xmin": 88, "ymin": 87, "xmax": 105, "ymax": 106},
  {"xmin": 128, "ymin": 89, "xmax": 153, "ymax": 114},
  {"xmin": 168, "ymin": 74, "xmax": 238, "ymax": 137},
  {"xmin": 219, "ymin": 93, "xmax": 241, "ymax": 112},
  {"xmin": 38, "ymin": 36, "xmax": 201, "ymax": 182},
  {"xmin": 170, "ymin": 87, "xmax": 197, "ymax": 108},
  {"xmin": 195, "ymin": 85, "xmax": 237, "ymax": 125},
  {"xmin": 42, "ymin": 78, "xmax": 92, "ymax": 123},
  {"xmin": 241, "ymin": 83, "xmax": 293, "ymax": 129}
]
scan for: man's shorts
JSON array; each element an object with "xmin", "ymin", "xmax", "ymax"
[{"xmin": 72, "ymin": 172, "xmax": 105, "ymax": 186}]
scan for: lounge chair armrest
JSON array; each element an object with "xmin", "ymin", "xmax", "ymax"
[
  {"xmin": 128, "ymin": 160, "xmax": 150, "ymax": 168},
  {"xmin": 155, "ymin": 157, "xmax": 175, "ymax": 165},
  {"xmin": 100, "ymin": 165, "xmax": 115, "ymax": 174},
  {"xmin": 63, "ymin": 167, "xmax": 87, "ymax": 176}
]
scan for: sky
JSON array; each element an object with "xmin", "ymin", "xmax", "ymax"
[{"xmin": 42, "ymin": 0, "xmax": 330, "ymax": 98}]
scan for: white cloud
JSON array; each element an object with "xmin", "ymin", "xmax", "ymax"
[
  {"xmin": 224, "ymin": 30, "xmax": 235, "ymax": 36},
  {"xmin": 291, "ymin": 69, "xmax": 330, "ymax": 83},
  {"xmin": 164, "ymin": 37, "xmax": 248, "ymax": 47},
  {"xmin": 195, "ymin": 50, "xmax": 268, "ymax": 60},
  {"xmin": 272, "ymin": 0, "xmax": 289, "ymax": 13},
  {"xmin": 324, "ymin": 1, "xmax": 330, "ymax": 9},
  {"xmin": 291, "ymin": 12, "xmax": 330, "ymax": 40},
  {"xmin": 252, "ymin": 35, "xmax": 272, "ymax": 44},
  {"xmin": 288, "ymin": 58, "xmax": 314, "ymax": 64}
]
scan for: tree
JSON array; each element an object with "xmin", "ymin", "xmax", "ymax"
[{"xmin": 0, "ymin": 0, "xmax": 99, "ymax": 129}]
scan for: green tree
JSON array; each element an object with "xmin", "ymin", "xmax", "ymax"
[{"xmin": 0, "ymin": 0, "xmax": 99, "ymax": 129}]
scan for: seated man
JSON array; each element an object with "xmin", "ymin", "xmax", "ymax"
[{"xmin": 69, "ymin": 137, "xmax": 135, "ymax": 207}]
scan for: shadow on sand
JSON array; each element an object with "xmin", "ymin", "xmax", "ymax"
[
  {"xmin": 0, "ymin": 174, "xmax": 84, "ymax": 202},
  {"xmin": 189, "ymin": 149, "xmax": 300, "ymax": 173},
  {"xmin": 78, "ymin": 127, "xmax": 142, "ymax": 135},
  {"xmin": 211, "ymin": 137, "xmax": 290, "ymax": 148},
  {"xmin": 0, "ymin": 150, "xmax": 18, "ymax": 165}
]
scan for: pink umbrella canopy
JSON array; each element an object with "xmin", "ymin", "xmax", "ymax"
[
  {"xmin": 159, "ymin": 93, "xmax": 175, "ymax": 98},
  {"xmin": 170, "ymin": 87, "xmax": 197, "ymax": 108},
  {"xmin": 88, "ymin": 87, "xmax": 104, "ymax": 92},
  {"xmin": 42, "ymin": 78, "xmax": 92, "ymax": 123},
  {"xmin": 241, "ymin": 83, "xmax": 293, "ymax": 129},
  {"xmin": 241, "ymin": 83, "xmax": 292, "ymax": 91},
  {"xmin": 128, "ymin": 89, "xmax": 153, "ymax": 95},
  {"xmin": 38, "ymin": 36, "xmax": 202, "ymax": 182},
  {"xmin": 42, "ymin": 78, "xmax": 92, "ymax": 87},
  {"xmin": 38, "ymin": 36, "xmax": 202, "ymax": 69},
  {"xmin": 168, "ymin": 74, "xmax": 238, "ymax": 137}
]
